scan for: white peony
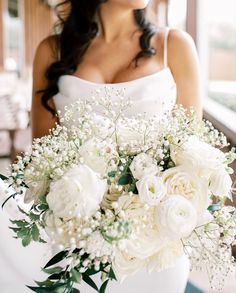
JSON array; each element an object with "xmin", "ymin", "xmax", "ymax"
[
  {"xmin": 209, "ymin": 168, "xmax": 232, "ymax": 199},
  {"xmin": 112, "ymin": 249, "xmax": 145, "ymax": 282},
  {"xmin": 90, "ymin": 114, "xmax": 114, "ymax": 139},
  {"xmin": 24, "ymin": 162, "xmax": 49, "ymax": 203},
  {"xmin": 116, "ymin": 120, "xmax": 144, "ymax": 146},
  {"xmin": 155, "ymin": 195, "xmax": 198, "ymax": 240},
  {"xmin": 162, "ymin": 166, "xmax": 210, "ymax": 215},
  {"xmin": 136, "ymin": 175, "xmax": 167, "ymax": 206},
  {"xmin": 171, "ymin": 136, "xmax": 226, "ymax": 178},
  {"xmin": 46, "ymin": 164, "xmax": 107, "ymax": 219},
  {"xmin": 130, "ymin": 153, "xmax": 159, "ymax": 180},
  {"xmin": 146, "ymin": 241, "xmax": 184, "ymax": 272},
  {"xmin": 79, "ymin": 138, "xmax": 118, "ymax": 176}
]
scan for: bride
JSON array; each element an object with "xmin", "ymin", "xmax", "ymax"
[{"xmin": 1, "ymin": 0, "xmax": 203, "ymax": 292}]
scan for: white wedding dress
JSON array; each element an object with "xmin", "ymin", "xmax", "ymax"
[{"xmin": 0, "ymin": 29, "xmax": 190, "ymax": 292}]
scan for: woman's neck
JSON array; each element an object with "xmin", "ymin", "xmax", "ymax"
[{"xmin": 98, "ymin": 3, "xmax": 139, "ymax": 43}]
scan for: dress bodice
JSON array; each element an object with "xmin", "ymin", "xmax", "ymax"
[
  {"xmin": 53, "ymin": 28, "xmax": 177, "ymax": 119},
  {"xmin": 53, "ymin": 67, "xmax": 176, "ymax": 118}
]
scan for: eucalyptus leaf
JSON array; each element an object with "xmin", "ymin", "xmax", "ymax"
[{"xmin": 118, "ymin": 175, "xmax": 131, "ymax": 185}]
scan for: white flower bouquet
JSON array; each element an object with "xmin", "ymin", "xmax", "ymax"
[{"xmin": 1, "ymin": 88, "xmax": 236, "ymax": 292}]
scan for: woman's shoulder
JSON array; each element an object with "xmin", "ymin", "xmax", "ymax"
[{"xmin": 34, "ymin": 35, "xmax": 59, "ymax": 66}]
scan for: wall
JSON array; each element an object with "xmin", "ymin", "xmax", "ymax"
[{"xmin": 23, "ymin": 0, "xmax": 54, "ymax": 67}]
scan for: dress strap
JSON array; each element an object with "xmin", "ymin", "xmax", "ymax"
[{"xmin": 163, "ymin": 28, "xmax": 170, "ymax": 68}]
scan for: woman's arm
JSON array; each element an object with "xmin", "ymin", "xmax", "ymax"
[
  {"xmin": 168, "ymin": 29, "xmax": 203, "ymax": 117},
  {"xmin": 31, "ymin": 37, "xmax": 58, "ymax": 139}
]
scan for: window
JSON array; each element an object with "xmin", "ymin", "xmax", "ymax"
[
  {"xmin": 206, "ymin": 0, "xmax": 236, "ymax": 112},
  {"xmin": 4, "ymin": 0, "xmax": 24, "ymax": 73}
]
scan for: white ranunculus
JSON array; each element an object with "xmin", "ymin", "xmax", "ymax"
[
  {"xmin": 146, "ymin": 241, "xmax": 184, "ymax": 272},
  {"xmin": 117, "ymin": 195, "xmax": 162, "ymax": 259},
  {"xmin": 130, "ymin": 153, "xmax": 159, "ymax": 180},
  {"xmin": 79, "ymin": 138, "xmax": 118, "ymax": 176},
  {"xmin": 171, "ymin": 136, "xmax": 226, "ymax": 178},
  {"xmin": 136, "ymin": 175, "xmax": 167, "ymax": 206},
  {"xmin": 112, "ymin": 249, "xmax": 145, "ymax": 282},
  {"xmin": 46, "ymin": 164, "xmax": 107, "ymax": 219},
  {"xmin": 162, "ymin": 166, "xmax": 209, "ymax": 214},
  {"xmin": 155, "ymin": 195, "xmax": 198, "ymax": 240},
  {"xmin": 209, "ymin": 168, "xmax": 232, "ymax": 199}
]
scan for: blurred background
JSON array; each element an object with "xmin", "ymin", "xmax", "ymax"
[{"xmin": 0, "ymin": 0, "xmax": 235, "ymax": 292}]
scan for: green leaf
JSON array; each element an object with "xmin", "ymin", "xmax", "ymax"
[
  {"xmin": 0, "ymin": 174, "xmax": 8, "ymax": 181},
  {"xmin": 82, "ymin": 274, "xmax": 99, "ymax": 291},
  {"xmin": 85, "ymin": 267, "xmax": 98, "ymax": 276},
  {"xmin": 31, "ymin": 224, "xmax": 40, "ymax": 241},
  {"xmin": 29, "ymin": 212, "xmax": 40, "ymax": 221},
  {"xmin": 10, "ymin": 219, "xmax": 28, "ymax": 227},
  {"xmin": 99, "ymin": 279, "xmax": 109, "ymax": 293},
  {"xmin": 39, "ymin": 238, "xmax": 47, "ymax": 243},
  {"xmin": 27, "ymin": 283, "xmax": 68, "ymax": 293},
  {"xmin": 9, "ymin": 226, "xmax": 21, "ymax": 233},
  {"xmin": 18, "ymin": 206, "xmax": 30, "ymax": 216},
  {"xmin": 71, "ymin": 268, "xmax": 82, "ymax": 283},
  {"xmin": 34, "ymin": 280, "xmax": 54, "ymax": 287},
  {"xmin": 22, "ymin": 235, "xmax": 31, "ymax": 247},
  {"xmin": 44, "ymin": 250, "xmax": 69, "ymax": 268},
  {"xmin": 17, "ymin": 229, "xmax": 29, "ymax": 239},
  {"xmin": 208, "ymin": 203, "xmax": 221, "ymax": 212},
  {"xmin": 2, "ymin": 193, "xmax": 17, "ymax": 209},
  {"xmin": 42, "ymin": 266, "xmax": 63, "ymax": 274},
  {"xmin": 37, "ymin": 203, "xmax": 49, "ymax": 211},
  {"xmin": 118, "ymin": 175, "xmax": 131, "ymax": 186},
  {"xmin": 108, "ymin": 267, "xmax": 117, "ymax": 281},
  {"xmin": 71, "ymin": 289, "xmax": 80, "ymax": 293}
]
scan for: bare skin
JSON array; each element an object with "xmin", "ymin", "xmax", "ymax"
[{"xmin": 32, "ymin": 0, "xmax": 202, "ymax": 139}]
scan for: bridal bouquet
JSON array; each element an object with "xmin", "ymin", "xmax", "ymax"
[{"xmin": 1, "ymin": 88, "xmax": 236, "ymax": 292}]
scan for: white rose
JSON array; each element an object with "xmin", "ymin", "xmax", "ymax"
[
  {"xmin": 209, "ymin": 168, "xmax": 232, "ymax": 199},
  {"xmin": 130, "ymin": 153, "xmax": 159, "ymax": 180},
  {"xmin": 146, "ymin": 241, "xmax": 184, "ymax": 273},
  {"xmin": 156, "ymin": 195, "xmax": 198, "ymax": 240},
  {"xmin": 112, "ymin": 249, "xmax": 145, "ymax": 282},
  {"xmin": 46, "ymin": 164, "xmax": 107, "ymax": 219},
  {"xmin": 136, "ymin": 175, "xmax": 167, "ymax": 206},
  {"xmin": 162, "ymin": 166, "xmax": 210, "ymax": 214},
  {"xmin": 79, "ymin": 138, "xmax": 118, "ymax": 176},
  {"xmin": 171, "ymin": 136, "xmax": 225, "ymax": 178}
]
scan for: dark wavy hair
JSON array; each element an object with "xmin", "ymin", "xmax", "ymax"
[{"xmin": 41, "ymin": 0, "xmax": 157, "ymax": 115}]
